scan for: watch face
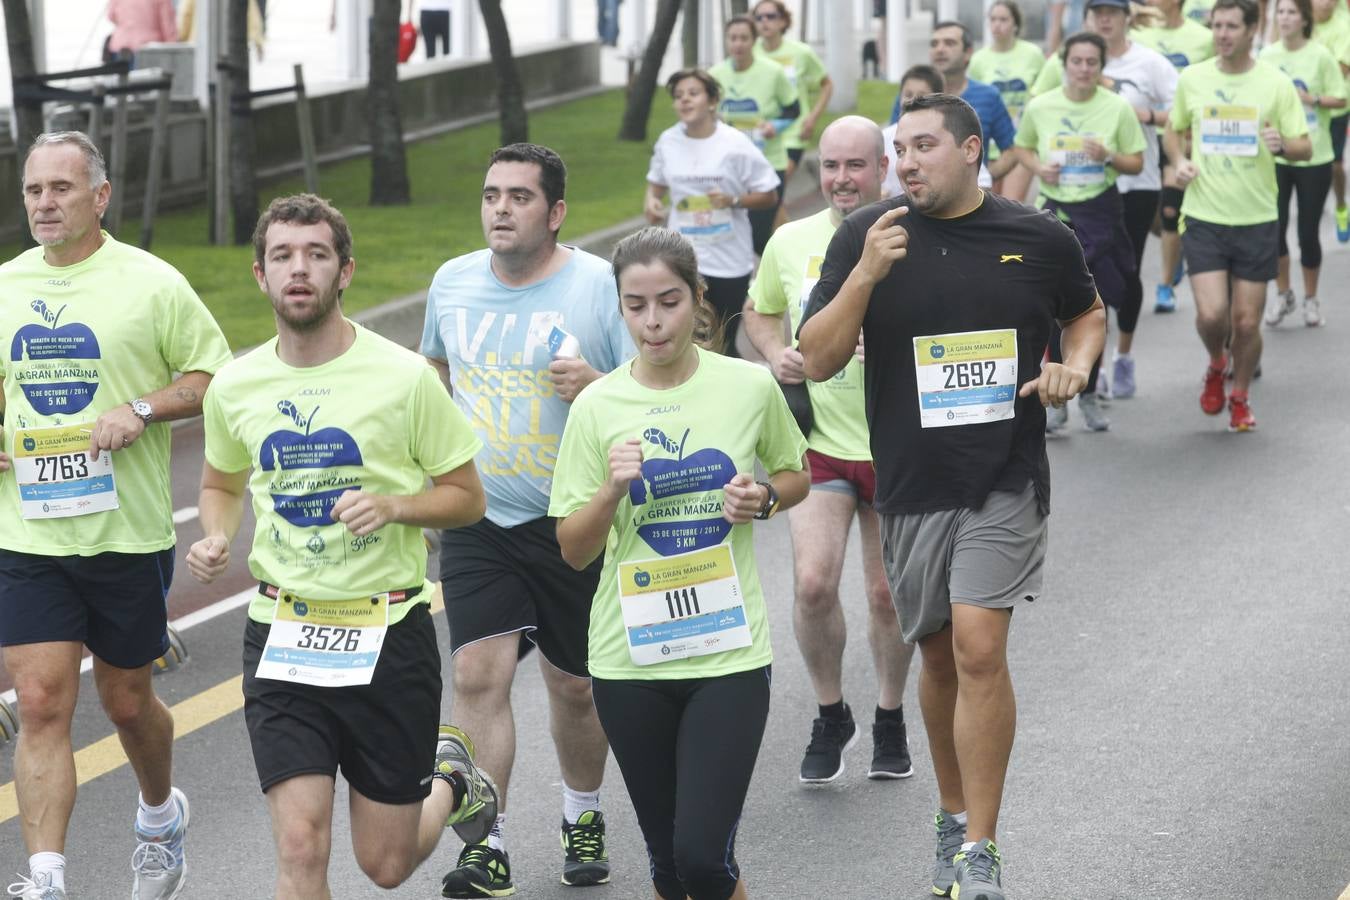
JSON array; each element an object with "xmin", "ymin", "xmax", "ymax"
[{"xmin": 133, "ymin": 400, "xmax": 153, "ymax": 419}]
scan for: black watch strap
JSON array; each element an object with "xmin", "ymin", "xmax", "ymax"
[{"xmin": 753, "ymin": 480, "xmax": 779, "ymax": 520}]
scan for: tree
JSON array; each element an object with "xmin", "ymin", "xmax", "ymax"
[
  {"xmin": 368, "ymin": 0, "xmax": 410, "ymax": 204},
  {"xmin": 479, "ymin": 0, "xmax": 527, "ymax": 145},
  {"xmin": 682, "ymin": 0, "xmax": 699, "ymax": 67},
  {"xmin": 2, "ymin": 0, "xmax": 44, "ymax": 154},
  {"xmin": 227, "ymin": 0, "xmax": 259, "ymax": 244},
  {"xmin": 619, "ymin": 0, "xmax": 683, "ymax": 142}
]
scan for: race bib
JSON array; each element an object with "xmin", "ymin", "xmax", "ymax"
[
  {"xmin": 11, "ymin": 424, "xmax": 117, "ymax": 519},
  {"xmin": 1050, "ymin": 135, "xmax": 1106, "ymax": 186},
  {"xmin": 674, "ymin": 194, "xmax": 733, "ymax": 243},
  {"xmin": 799, "ymin": 254, "xmax": 824, "ymax": 318},
  {"xmin": 255, "ymin": 592, "xmax": 390, "ymax": 687},
  {"xmin": 617, "ymin": 544, "xmax": 753, "ymax": 666},
  {"xmin": 913, "ymin": 329, "xmax": 1018, "ymax": 428},
  {"xmin": 1200, "ymin": 104, "xmax": 1259, "ymax": 157}
]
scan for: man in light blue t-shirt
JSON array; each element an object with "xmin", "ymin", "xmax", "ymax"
[{"xmin": 420, "ymin": 142, "xmax": 633, "ymax": 898}]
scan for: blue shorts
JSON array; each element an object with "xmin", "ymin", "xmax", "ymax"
[{"xmin": 0, "ymin": 547, "xmax": 173, "ymax": 668}]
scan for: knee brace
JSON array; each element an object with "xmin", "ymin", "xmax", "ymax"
[{"xmin": 1160, "ymin": 187, "xmax": 1183, "ymax": 233}]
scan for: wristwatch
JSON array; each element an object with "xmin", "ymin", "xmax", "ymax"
[
  {"xmin": 753, "ymin": 480, "xmax": 780, "ymax": 520},
  {"xmin": 129, "ymin": 398, "xmax": 154, "ymax": 425}
]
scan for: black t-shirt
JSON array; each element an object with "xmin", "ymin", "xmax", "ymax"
[{"xmin": 802, "ymin": 192, "xmax": 1098, "ymax": 515}]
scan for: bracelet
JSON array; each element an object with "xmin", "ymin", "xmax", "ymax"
[{"xmin": 732, "ymin": 195, "xmax": 740, "ymax": 209}]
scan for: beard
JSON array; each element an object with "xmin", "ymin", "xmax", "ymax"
[{"xmin": 271, "ymin": 274, "xmax": 342, "ymax": 331}]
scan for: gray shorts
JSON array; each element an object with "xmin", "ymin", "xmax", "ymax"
[{"xmin": 879, "ymin": 484, "xmax": 1047, "ymax": 643}]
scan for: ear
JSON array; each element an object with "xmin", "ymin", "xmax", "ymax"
[
  {"xmin": 963, "ymin": 134, "xmax": 983, "ymax": 167},
  {"xmin": 549, "ymin": 199, "xmax": 568, "ymax": 234},
  {"xmin": 338, "ymin": 257, "xmax": 356, "ymax": 292},
  {"xmin": 94, "ymin": 180, "xmax": 112, "ymax": 219},
  {"xmin": 253, "ymin": 260, "xmax": 268, "ymax": 293}
]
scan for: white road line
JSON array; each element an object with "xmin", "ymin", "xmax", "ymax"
[{"xmin": 171, "ymin": 506, "xmax": 199, "ymax": 525}]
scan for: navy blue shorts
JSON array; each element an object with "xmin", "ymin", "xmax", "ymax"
[{"xmin": 0, "ymin": 547, "xmax": 173, "ymax": 668}]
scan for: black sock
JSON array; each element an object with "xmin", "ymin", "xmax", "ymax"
[
  {"xmin": 819, "ymin": 700, "xmax": 848, "ymax": 720},
  {"xmin": 875, "ymin": 704, "xmax": 903, "ymax": 723}
]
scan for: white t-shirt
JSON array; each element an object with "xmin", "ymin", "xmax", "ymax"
[
  {"xmin": 881, "ymin": 122, "xmax": 993, "ymax": 199},
  {"xmin": 1104, "ymin": 42, "xmax": 1178, "ymax": 193},
  {"xmin": 647, "ymin": 121, "xmax": 781, "ymax": 278}
]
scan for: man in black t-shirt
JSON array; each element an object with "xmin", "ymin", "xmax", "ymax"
[{"xmin": 799, "ymin": 93, "xmax": 1105, "ymax": 900}]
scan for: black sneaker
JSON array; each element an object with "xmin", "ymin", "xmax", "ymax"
[
  {"xmin": 868, "ymin": 716, "xmax": 913, "ymax": 779},
  {"xmin": 799, "ymin": 707, "xmax": 859, "ymax": 783},
  {"xmin": 560, "ymin": 810, "xmax": 610, "ymax": 886},
  {"xmin": 442, "ymin": 842, "xmax": 515, "ymax": 898}
]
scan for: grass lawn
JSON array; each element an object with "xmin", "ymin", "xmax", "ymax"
[{"xmin": 7, "ymin": 80, "xmax": 901, "ymax": 350}]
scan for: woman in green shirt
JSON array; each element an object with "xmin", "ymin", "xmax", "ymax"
[
  {"xmin": 972, "ymin": 0, "xmax": 1045, "ymax": 201},
  {"xmin": 551, "ymin": 227, "xmax": 808, "ymax": 900},
  {"xmin": 752, "ymin": 0, "xmax": 833, "ymax": 179}
]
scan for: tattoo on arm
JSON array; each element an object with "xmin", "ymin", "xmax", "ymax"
[{"xmin": 175, "ymin": 386, "xmax": 199, "ymax": 404}]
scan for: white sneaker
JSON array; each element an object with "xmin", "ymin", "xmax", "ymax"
[
  {"xmin": 1303, "ymin": 296, "xmax": 1324, "ymax": 327},
  {"xmin": 1265, "ymin": 289, "xmax": 1296, "ymax": 326},
  {"xmin": 131, "ymin": 787, "xmax": 189, "ymax": 900},
  {"xmin": 1078, "ymin": 393, "xmax": 1111, "ymax": 431},
  {"xmin": 5, "ymin": 872, "xmax": 66, "ymax": 900},
  {"xmin": 1045, "ymin": 404, "xmax": 1068, "ymax": 434}
]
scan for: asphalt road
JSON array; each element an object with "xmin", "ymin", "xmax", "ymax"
[{"xmin": 2, "ymin": 202, "xmax": 1349, "ymax": 899}]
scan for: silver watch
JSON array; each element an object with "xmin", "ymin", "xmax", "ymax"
[{"xmin": 130, "ymin": 398, "xmax": 154, "ymax": 425}]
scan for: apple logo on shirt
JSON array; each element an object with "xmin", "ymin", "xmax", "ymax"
[
  {"xmin": 262, "ymin": 400, "xmax": 364, "ymax": 527},
  {"xmin": 10, "ymin": 299, "xmax": 101, "ymax": 415},
  {"xmin": 629, "ymin": 426, "xmax": 737, "ymax": 556}
]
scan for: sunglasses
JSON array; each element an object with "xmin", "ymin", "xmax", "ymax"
[{"xmin": 755, "ymin": 11, "xmax": 781, "ymax": 20}]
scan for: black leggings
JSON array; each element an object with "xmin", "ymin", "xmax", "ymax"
[
  {"xmin": 1276, "ymin": 162, "xmax": 1333, "ymax": 271},
  {"xmin": 1119, "ymin": 189, "xmax": 1157, "ymax": 335},
  {"xmin": 749, "ymin": 175, "xmax": 787, "ymax": 256},
  {"xmin": 421, "ymin": 9, "xmax": 450, "ymax": 58},
  {"xmin": 592, "ymin": 666, "xmax": 772, "ymax": 900},
  {"xmin": 702, "ymin": 273, "xmax": 751, "ymax": 357}
]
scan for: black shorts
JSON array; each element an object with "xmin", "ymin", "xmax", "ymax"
[
  {"xmin": 1181, "ymin": 217, "xmax": 1279, "ymax": 282},
  {"xmin": 241, "ymin": 602, "xmax": 441, "ymax": 804},
  {"xmin": 439, "ymin": 516, "xmax": 598, "ymax": 678},
  {"xmin": 1331, "ymin": 112, "xmax": 1348, "ymax": 164},
  {"xmin": 0, "ymin": 547, "xmax": 173, "ymax": 668},
  {"xmin": 787, "ymin": 147, "xmax": 804, "ymax": 164}
]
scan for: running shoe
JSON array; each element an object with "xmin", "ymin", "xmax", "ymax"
[
  {"xmin": 869, "ymin": 716, "xmax": 914, "ymax": 779},
  {"xmin": 442, "ymin": 842, "xmax": 514, "ymax": 898},
  {"xmin": 131, "ymin": 787, "xmax": 189, "ymax": 900},
  {"xmin": 560, "ymin": 811, "xmax": 610, "ymax": 886},
  {"xmin": 1154, "ymin": 284, "xmax": 1177, "ymax": 313},
  {"xmin": 5, "ymin": 873, "xmax": 66, "ymax": 900},
  {"xmin": 1265, "ymin": 289, "xmax": 1296, "ymax": 326},
  {"xmin": 799, "ymin": 706, "xmax": 859, "ymax": 783},
  {"xmin": 1303, "ymin": 297, "xmax": 1325, "ymax": 327},
  {"xmin": 1228, "ymin": 393, "xmax": 1257, "ymax": 432},
  {"xmin": 1200, "ymin": 360, "xmax": 1226, "ymax": 415},
  {"xmin": 1112, "ymin": 355, "xmax": 1136, "ymax": 399},
  {"xmin": 1044, "ymin": 404, "xmax": 1068, "ymax": 434},
  {"xmin": 952, "ymin": 839, "xmax": 1005, "ymax": 900},
  {"xmin": 1337, "ymin": 206, "xmax": 1349, "ymax": 243},
  {"xmin": 931, "ymin": 809, "xmax": 967, "ymax": 897},
  {"xmin": 435, "ymin": 725, "xmax": 499, "ymax": 845},
  {"xmin": 1078, "ymin": 393, "xmax": 1111, "ymax": 431},
  {"xmin": 1095, "ymin": 371, "xmax": 1112, "ymax": 402}
]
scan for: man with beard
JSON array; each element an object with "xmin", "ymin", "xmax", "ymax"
[
  {"xmin": 186, "ymin": 193, "xmax": 498, "ymax": 900},
  {"xmin": 743, "ymin": 116, "xmax": 917, "ymax": 785},
  {"xmin": 799, "ymin": 94, "xmax": 1105, "ymax": 899}
]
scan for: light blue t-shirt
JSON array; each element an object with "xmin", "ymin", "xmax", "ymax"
[{"xmin": 420, "ymin": 246, "xmax": 635, "ymax": 527}]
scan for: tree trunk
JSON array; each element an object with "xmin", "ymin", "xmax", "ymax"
[
  {"xmin": 682, "ymin": 0, "xmax": 699, "ymax": 67},
  {"xmin": 619, "ymin": 0, "xmax": 683, "ymax": 142},
  {"xmin": 2, "ymin": 0, "xmax": 44, "ymax": 155},
  {"xmin": 227, "ymin": 0, "xmax": 259, "ymax": 244},
  {"xmin": 729, "ymin": 0, "xmax": 748, "ymax": 15},
  {"xmin": 368, "ymin": 0, "xmax": 411, "ymax": 204},
  {"xmin": 478, "ymin": 0, "xmax": 527, "ymax": 145}
]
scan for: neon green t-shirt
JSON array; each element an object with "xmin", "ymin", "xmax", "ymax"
[
  {"xmin": 969, "ymin": 40, "xmax": 1047, "ymax": 123},
  {"xmin": 1030, "ymin": 55, "xmax": 1063, "ymax": 98},
  {"xmin": 1312, "ymin": 10, "xmax": 1350, "ymax": 79},
  {"xmin": 1134, "ymin": 21, "xmax": 1217, "ymax": 70},
  {"xmin": 1183, "ymin": 0, "xmax": 1213, "ymax": 25},
  {"xmin": 755, "ymin": 37, "xmax": 827, "ymax": 151},
  {"xmin": 1170, "ymin": 58, "xmax": 1309, "ymax": 225},
  {"xmin": 203, "ymin": 323, "xmax": 482, "ymax": 625},
  {"xmin": 549, "ymin": 348, "xmax": 806, "ymax": 681},
  {"xmin": 1260, "ymin": 40, "xmax": 1346, "ymax": 167},
  {"xmin": 710, "ymin": 56, "xmax": 799, "ymax": 170},
  {"xmin": 0, "ymin": 233, "xmax": 231, "ymax": 556},
  {"xmin": 749, "ymin": 209, "xmax": 868, "ymax": 462},
  {"xmin": 1016, "ymin": 86, "xmax": 1148, "ymax": 203}
]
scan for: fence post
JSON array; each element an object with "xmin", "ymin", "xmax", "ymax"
[
  {"xmin": 213, "ymin": 63, "xmax": 231, "ymax": 246},
  {"xmin": 107, "ymin": 68, "xmax": 131, "ymax": 234},
  {"xmin": 140, "ymin": 84, "xmax": 171, "ymax": 249},
  {"xmin": 293, "ymin": 64, "xmax": 320, "ymax": 194}
]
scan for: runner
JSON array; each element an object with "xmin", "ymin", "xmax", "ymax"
[
  {"xmin": 1309, "ymin": 0, "xmax": 1350, "ymax": 242},
  {"xmin": 421, "ymin": 143, "xmax": 632, "ymax": 897},
  {"xmin": 645, "ymin": 68, "xmax": 781, "ymax": 357},
  {"xmin": 1262, "ymin": 0, "xmax": 1344, "ymax": 327},
  {"xmin": 1015, "ymin": 31, "xmax": 1147, "ymax": 430},
  {"xmin": 551, "ymin": 225, "xmax": 809, "ymax": 900},
  {"xmin": 970, "ymin": 1, "xmax": 1045, "ymax": 200},
  {"xmin": 0, "ymin": 131, "xmax": 232, "ymax": 900},
  {"xmin": 742, "ymin": 116, "xmax": 918, "ymax": 784},
  {"xmin": 799, "ymin": 92, "xmax": 1106, "ymax": 900},
  {"xmin": 753, "ymin": 0, "xmax": 833, "ymax": 203},
  {"xmin": 711, "ymin": 14, "xmax": 801, "ymax": 256},
  {"xmin": 1164, "ymin": 0, "xmax": 1310, "ymax": 431},
  {"xmin": 184, "ymin": 193, "xmax": 498, "ymax": 900}
]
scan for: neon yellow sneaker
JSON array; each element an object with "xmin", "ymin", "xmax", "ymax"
[
  {"xmin": 1336, "ymin": 206, "xmax": 1349, "ymax": 243},
  {"xmin": 434, "ymin": 725, "xmax": 499, "ymax": 844}
]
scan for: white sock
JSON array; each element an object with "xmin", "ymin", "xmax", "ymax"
[
  {"xmin": 952, "ymin": 810, "xmax": 968, "ymax": 827},
  {"xmin": 486, "ymin": 813, "xmax": 506, "ymax": 852},
  {"xmin": 562, "ymin": 784, "xmax": 601, "ymax": 825},
  {"xmin": 138, "ymin": 791, "xmax": 178, "ymax": 831},
  {"xmin": 29, "ymin": 852, "xmax": 66, "ymax": 891},
  {"xmin": 1115, "ymin": 350, "xmax": 1132, "ymax": 361},
  {"xmin": 961, "ymin": 841, "xmax": 978, "ymax": 852}
]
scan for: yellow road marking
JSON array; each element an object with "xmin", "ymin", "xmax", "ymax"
[{"xmin": 0, "ymin": 584, "xmax": 445, "ymax": 826}]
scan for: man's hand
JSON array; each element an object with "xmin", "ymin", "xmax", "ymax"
[
  {"xmin": 855, "ymin": 329, "xmax": 866, "ymax": 363},
  {"xmin": 606, "ymin": 438, "xmax": 644, "ymax": 501},
  {"xmin": 1260, "ymin": 120, "xmax": 1284, "ymax": 155},
  {"xmin": 331, "ymin": 490, "xmax": 400, "ymax": 537},
  {"xmin": 1038, "ymin": 161, "xmax": 1062, "ymax": 185},
  {"xmin": 772, "ymin": 347, "xmax": 806, "ymax": 384},
  {"xmin": 88, "ymin": 404, "xmax": 146, "ymax": 461},
  {"xmin": 548, "ymin": 358, "xmax": 599, "ymax": 403},
  {"xmin": 722, "ymin": 472, "xmax": 765, "ymax": 524},
  {"xmin": 186, "ymin": 535, "xmax": 230, "ymax": 583},
  {"xmin": 857, "ymin": 205, "xmax": 910, "ymax": 285},
  {"xmin": 1018, "ymin": 362, "xmax": 1089, "ymax": 409},
  {"xmin": 1174, "ymin": 157, "xmax": 1198, "ymax": 187}
]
